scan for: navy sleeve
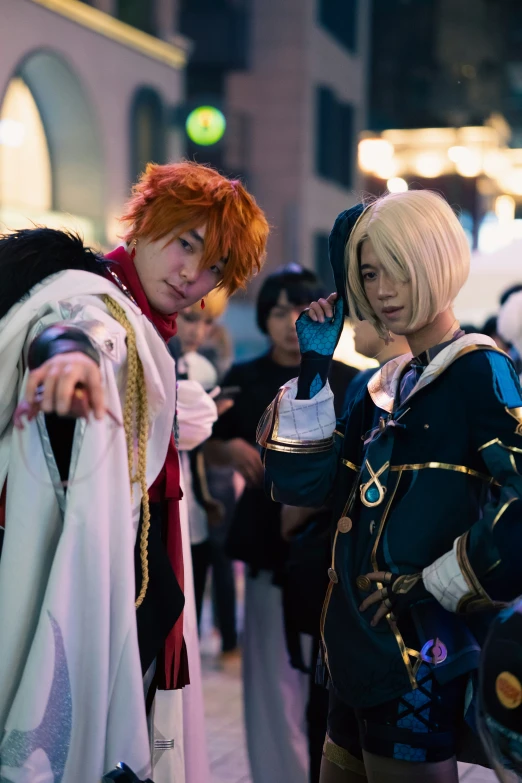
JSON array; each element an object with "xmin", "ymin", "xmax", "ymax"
[
  {"xmin": 461, "ymin": 350, "xmax": 522, "ymax": 605},
  {"xmin": 260, "ymin": 391, "xmax": 366, "ymax": 509}
]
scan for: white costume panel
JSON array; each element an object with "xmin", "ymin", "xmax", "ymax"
[
  {"xmin": 0, "ymin": 271, "xmax": 176, "ymax": 782},
  {"xmin": 152, "ymin": 377, "xmax": 216, "ymax": 783},
  {"xmin": 243, "ymin": 571, "xmax": 310, "ymax": 783}
]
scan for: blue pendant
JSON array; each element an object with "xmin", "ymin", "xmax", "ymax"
[{"xmin": 365, "ymin": 486, "xmax": 380, "ymax": 504}]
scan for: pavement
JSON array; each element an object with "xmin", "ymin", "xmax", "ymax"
[{"xmin": 200, "ymin": 637, "xmax": 497, "ymax": 783}]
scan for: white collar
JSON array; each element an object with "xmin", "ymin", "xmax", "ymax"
[{"xmin": 367, "ymin": 333, "xmax": 499, "ymax": 413}]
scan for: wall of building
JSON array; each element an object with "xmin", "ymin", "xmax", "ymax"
[
  {"xmin": 0, "ymin": 0, "xmax": 186, "ymax": 246},
  {"xmin": 226, "ymin": 0, "xmax": 370, "ymax": 287},
  {"xmin": 226, "ymin": 0, "xmax": 308, "ymax": 275},
  {"xmin": 302, "ymin": 0, "xmax": 371, "ymax": 272}
]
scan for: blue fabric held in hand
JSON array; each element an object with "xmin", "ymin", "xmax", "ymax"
[{"xmin": 296, "ymin": 297, "xmax": 344, "ymax": 356}]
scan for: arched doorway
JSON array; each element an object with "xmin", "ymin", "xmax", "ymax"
[{"xmin": 0, "ymin": 50, "xmax": 104, "ymax": 242}]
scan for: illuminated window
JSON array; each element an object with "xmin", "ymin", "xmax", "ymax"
[{"xmin": 0, "ymin": 77, "xmax": 52, "ymax": 213}]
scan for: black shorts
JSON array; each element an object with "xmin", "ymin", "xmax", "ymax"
[{"xmin": 328, "ymin": 664, "xmax": 468, "ymax": 763}]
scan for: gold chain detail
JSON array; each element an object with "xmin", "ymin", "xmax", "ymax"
[{"xmin": 103, "ymin": 295, "xmax": 150, "ymax": 609}]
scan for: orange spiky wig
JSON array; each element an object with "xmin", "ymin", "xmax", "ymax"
[{"xmin": 121, "ymin": 161, "xmax": 269, "ymax": 295}]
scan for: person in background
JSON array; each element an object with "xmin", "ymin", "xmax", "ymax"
[
  {"xmin": 173, "ymin": 292, "xmax": 229, "ymax": 627},
  {"xmin": 500, "ymin": 284, "xmax": 522, "ymax": 308},
  {"xmin": 174, "ymin": 292, "xmax": 240, "ymax": 658},
  {"xmin": 200, "ymin": 299, "xmax": 234, "ymax": 380},
  {"xmin": 206, "ymin": 265, "xmax": 357, "ymax": 783},
  {"xmin": 498, "ymin": 291, "xmax": 522, "ymax": 381},
  {"xmin": 482, "ymin": 315, "xmax": 511, "ymax": 354},
  {"xmin": 344, "ymin": 320, "xmax": 410, "ymax": 410},
  {"xmin": 498, "ymin": 285, "xmax": 522, "ymax": 374}
]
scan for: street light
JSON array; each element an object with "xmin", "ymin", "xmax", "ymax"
[
  {"xmin": 358, "ymin": 138, "xmax": 394, "ymax": 175},
  {"xmin": 387, "ymin": 177, "xmax": 408, "ymax": 193},
  {"xmin": 414, "ymin": 153, "xmax": 445, "ymax": 178}
]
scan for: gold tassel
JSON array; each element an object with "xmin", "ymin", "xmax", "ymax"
[{"xmin": 103, "ymin": 296, "xmax": 150, "ymax": 609}]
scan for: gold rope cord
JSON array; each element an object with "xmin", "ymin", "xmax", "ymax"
[{"xmin": 103, "ymin": 295, "xmax": 150, "ymax": 609}]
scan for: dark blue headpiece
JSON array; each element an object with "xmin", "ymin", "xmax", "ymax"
[{"xmin": 328, "ymin": 203, "xmax": 365, "ymax": 315}]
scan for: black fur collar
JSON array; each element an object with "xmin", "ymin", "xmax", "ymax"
[{"xmin": 0, "ymin": 228, "xmax": 107, "ymax": 320}]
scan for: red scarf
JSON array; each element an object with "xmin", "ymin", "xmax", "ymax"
[{"xmin": 105, "ymin": 246, "xmax": 189, "ymax": 690}]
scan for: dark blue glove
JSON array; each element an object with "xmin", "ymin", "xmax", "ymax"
[{"xmin": 296, "ymin": 296, "xmax": 344, "ymax": 399}]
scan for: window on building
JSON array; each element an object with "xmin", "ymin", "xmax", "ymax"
[
  {"xmin": 314, "ymin": 233, "xmax": 335, "ymax": 291},
  {"xmin": 130, "ymin": 88, "xmax": 166, "ymax": 182},
  {"xmin": 318, "ymin": 0, "xmax": 358, "ymax": 53},
  {"xmin": 315, "ymin": 87, "xmax": 354, "ymax": 189},
  {"xmin": 0, "ymin": 77, "xmax": 52, "ymax": 214},
  {"xmin": 117, "ymin": 0, "xmax": 156, "ymax": 35}
]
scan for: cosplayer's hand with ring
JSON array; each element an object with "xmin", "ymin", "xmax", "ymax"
[
  {"xmin": 25, "ymin": 352, "xmax": 105, "ymax": 420},
  {"xmin": 358, "ymin": 571, "xmax": 428, "ymax": 627}
]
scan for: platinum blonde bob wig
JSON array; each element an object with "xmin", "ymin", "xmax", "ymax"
[{"xmin": 346, "ymin": 190, "xmax": 470, "ymax": 338}]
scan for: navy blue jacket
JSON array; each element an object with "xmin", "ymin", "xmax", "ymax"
[{"xmin": 260, "ymin": 341, "xmax": 522, "ymax": 708}]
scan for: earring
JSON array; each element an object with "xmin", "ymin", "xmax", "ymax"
[
  {"xmin": 201, "ymin": 298, "xmax": 206, "ymax": 310},
  {"xmin": 130, "ymin": 238, "xmax": 137, "ymax": 260}
]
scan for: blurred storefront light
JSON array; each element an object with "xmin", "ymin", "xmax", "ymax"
[
  {"xmin": 483, "ymin": 150, "xmax": 510, "ymax": 178},
  {"xmin": 495, "ymin": 195, "xmax": 516, "ymax": 224},
  {"xmin": 0, "ymin": 118, "xmax": 25, "ymax": 148},
  {"xmin": 387, "ymin": 177, "xmax": 408, "ymax": 193},
  {"xmin": 454, "ymin": 149, "xmax": 482, "ymax": 178},
  {"xmin": 358, "ymin": 117, "xmax": 522, "ymax": 202},
  {"xmin": 358, "ymin": 138, "xmax": 394, "ymax": 175},
  {"xmin": 414, "ymin": 153, "xmax": 446, "ymax": 178},
  {"xmin": 447, "ymin": 145, "xmax": 467, "ymax": 163},
  {"xmin": 498, "ymin": 168, "xmax": 522, "ymax": 197},
  {"xmin": 0, "ymin": 76, "xmax": 96, "ymax": 243},
  {"xmin": 0, "ymin": 77, "xmax": 51, "ymax": 213},
  {"xmin": 374, "ymin": 160, "xmax": 398, "ymax": 180}
]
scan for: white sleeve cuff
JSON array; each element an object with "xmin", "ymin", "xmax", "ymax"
[
  {"xmin": 276, "ymin": 378, "xmax": 336, "ymax": 443},
  {"xmin": 422, "ymin": 538, "xmax": 469, "ymax": 612},
  {"xmin": 177, "ymin": 379, "xmax": 218, "ymax": 451}
]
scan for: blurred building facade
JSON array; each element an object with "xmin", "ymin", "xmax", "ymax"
[
  {"xmin": 179, "ymin": 0, "xmax": 371, "ymax": 287},
  {"xmin": 370, "ymin": 0, "xmax": 522, "ymax": 143},
  {"xmin": 1, "ymin": 0, "xmax": 371, "ymax": 358},
  {"xmin": 1, "ymin": 0, "xmax": 370, "ymax": 281},
  {"xmin": 363, "ymin": 0, "xmax": 522, "ymax": 326},
  {"xmin": 0, "ymin": 0, "xmax": 188, "ymax": 246},
  {"xmin": 362, "ymin": 0, "xmax": 522, "ymax": 249}
]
